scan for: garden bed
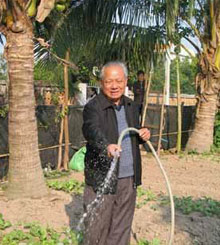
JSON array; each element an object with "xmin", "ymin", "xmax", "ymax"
[{"xmin": 0, "ymin": 152, "xmax": 220, "ymax": 244}]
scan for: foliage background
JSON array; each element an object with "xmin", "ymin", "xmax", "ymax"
[{"xmin": 0, "ymin": 54, "xmax": 7, "ymax": 80}]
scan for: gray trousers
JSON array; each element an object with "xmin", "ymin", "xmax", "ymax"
[{"xmin": 83, "ymin": 177, "xmax": 137, "ymax": 245}]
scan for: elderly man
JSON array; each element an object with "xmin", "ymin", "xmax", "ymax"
[{"xmin": 82, "ymin": 61, "xmax": 150, "ymax": 245}]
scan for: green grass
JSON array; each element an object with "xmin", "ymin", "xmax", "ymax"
[
  {"xmin": 174, "ymin": 196, "xmax": 220, "ymax": 217},
  {"xmin": 160, "ymin": 196, "xmax": 220, "ymax": 217},
  {"xmin": 178, "ymin": 148, "xmax": 220, "ymax": 163},
  {"xmin": 0, "ymin": 215, "xmax": 81, "ymax": 245},
  {"xmin": 43, "ymin": 169, "xmax": 71, "ymax": 179},
  {"xmin": 136, "ymin": 187, "xmax": 157, "ymax": 209},
  {"xmin": 0, "ymin": 181, "xmax": 162, "ymax": 245},
  {"xmin": 0, "ymin": 213, "xmax": 162, "ymax": 245},
  {"xmin": 137, "ymin": 238, "xmax": 161, "ymax": 245},
  {"xmin": 47, "ymin": 179, "xmax": 84, "ymax": 195},
  {"xmin": 0, "ymin": 214, "xmax": 11, "ymax": 231}
]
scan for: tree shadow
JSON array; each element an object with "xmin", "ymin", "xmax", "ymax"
[{"xmin": 65, "ymin": 193, "xmax": 84, "ymax": 230}]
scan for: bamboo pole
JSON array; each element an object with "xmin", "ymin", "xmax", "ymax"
[
  {"xmin": 63, "ymin": 50, "xmax": 70, "ymax": 170},
  {"xmin": 165, "ymin": 52, "xmax": 170, "ymax": 105},
  {"xmin": 157, "ymin": 81, "xmax": 166, "ymax": 155},
  {"xmin": 141, "ymin": 69, "xmax": 153, "ymax": 127},
  {"xmin": 0, "ymin": 153, "xmax": 9, "ymax": 158},
  {"xmin": 42, "ymin": 143, "xmax": 71, "ymax": 151},
  {"xmin": 176, "ymin": 56, "xmax": 182, "ymax": 154},
  {"xmin": 57, "ymin": 105, "xmax": 64, "ymax": 170}
]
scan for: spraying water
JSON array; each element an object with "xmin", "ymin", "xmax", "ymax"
[{"xmin": 76, "ymin": 152, "xmax": 120, "ymax": 234}]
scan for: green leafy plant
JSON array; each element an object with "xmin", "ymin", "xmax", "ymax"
[
  {"xmin": 1, "ymin": 229, "xmax": 32, "ymax": 244},
  {"xmin": 138, "ymin": 238, "xmax": 161, "ymax": 245},
  {"xmin": 174, "ymin": 196, "xmax": 220, "ymax": 217},
  {"xmin": 136, "ymin": 187, "xmax": 157, "ymax": 209},
  {"xmin": 38, "ymin": 121, "xmax": 49, "ymax": 130},
  {"xmin": 47, "ymin": 179, "xmax": 84, "ymax": 194},
  {"xmin": 151, "ymin": 57, "xmax": 197, "ymax": 94},
  {"xmin": 0, "ymin": 215, "xmax": 80, "ymax": 245},
  {"xmin": 160, "ymin": 196, "xmax": 220, "ymax": 217},
  {"xmin": 214, "ymin": 111, "xmax": 220, "ymax": 148},
  {"xmin": 54, "ymin": 105, "xmax": 69, "ymax": 124},
  {"xmin": 0, "ymin": 105, "xmax": 9, "ymax": 118},
  {"xmin": 0, "ymin": 54, "xmax": 7, "ymax": 80},
  {"xmin": 51, "ymin": 92, "xmax": 60, "ymax": 106},
  {"xmin": 43, "ymin": 169, "xmax": 71, "ymax": 179},
  {"xmin": 187, "ymin": 149, "xmax": 199, "ymax": 155},
  {"xmin": 0, "ymin": 214, "xmax": 12, "ymax": 230}
]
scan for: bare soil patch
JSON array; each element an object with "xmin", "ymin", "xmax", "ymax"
[{"xmin": 1, "ymin": 153, "xmax": 220, "ymax": 244}]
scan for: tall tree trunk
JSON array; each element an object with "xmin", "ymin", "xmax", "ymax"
[
  {"xmin": 187, "ymin": 93, "xmax": 218, "ymax": 153},
  {"xmin": 6, "ymin": 30, "xmax": 48, "ymax": 199}
]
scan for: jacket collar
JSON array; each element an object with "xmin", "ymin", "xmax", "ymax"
[{"xmin": 99, "ymin": 90, "xmax": 131, "ymax": 110}]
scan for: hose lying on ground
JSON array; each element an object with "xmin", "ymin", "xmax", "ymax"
[{"xmin": 117, "ymin": 127, "xmax": 175, "ymax": 245}]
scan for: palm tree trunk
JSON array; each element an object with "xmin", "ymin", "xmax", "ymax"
[
  {"xmin": 6, "ymin": 30, "xmax": 48, "ymax": 199},
  {"xmin": 187, "ymin": 93, "xmax": 218, "ymax": 153}
]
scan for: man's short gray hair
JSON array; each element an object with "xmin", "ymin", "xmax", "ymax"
[{"xmin": 100, "ymin": 61, "xmax": 128, "ymax": 80}]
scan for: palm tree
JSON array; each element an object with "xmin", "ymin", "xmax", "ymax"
[
  {"xmin": 143, "ymin": 0, "xmax": 220, "ymax": 152},
  {"xmin": 0, "ymin": 0, "xmax": 54, "ymax": 198},
  {"xmin": 0, "ymin": 0, "xmax": 84, "ymax": 198},
  {"xmin": 181, "ymin": 0, "xmax": 220, "ymax": 152}
]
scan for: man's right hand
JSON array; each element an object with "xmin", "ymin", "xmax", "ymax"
[{"xmin": 107, "ymin": 144, "xmax": 121, "ymax": 158}]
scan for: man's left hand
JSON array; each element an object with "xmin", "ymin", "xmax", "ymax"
[{"xmin": 139, "ymin": 128, "xmax": 151, "ymax": 141}]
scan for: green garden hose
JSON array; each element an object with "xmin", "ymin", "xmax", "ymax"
[{"xmin": 117, "ymin": 127, "xmax": 175, "ymax": 245}]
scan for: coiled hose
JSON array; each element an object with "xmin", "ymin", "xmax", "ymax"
[{"xmin": 117, "ymin": 127, "xmax": 175, "ymax": 245}]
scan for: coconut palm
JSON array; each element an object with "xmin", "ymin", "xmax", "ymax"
[
  {"xmin": 0, "ymin": 0, "xmax": 88, "ymax": 199},
  {"xmin": 143, "ymin": 0, "xmax": 220, "ymax": 152},
  {"xmin": 0, "ymin": 0, "xmax": 50, "ymax": 199},
  {"xmin": 180, "ymin": 0, "xmax": 220, "ymax": 152}
]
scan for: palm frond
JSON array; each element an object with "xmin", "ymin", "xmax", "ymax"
[
  {"xmin": 188, "ymin": 0, "xmax": 195, "ymax": 18},
  {"xmin": 36, "ymin": 0, "xmax": 169, "ymax": 73}
]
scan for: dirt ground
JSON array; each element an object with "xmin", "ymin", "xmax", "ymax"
[{"xmin": 1, "ymin": 152, "xmax": 220, "ymax": 244}]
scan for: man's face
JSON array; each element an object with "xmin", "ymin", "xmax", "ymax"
[
  {"xmin": 101, "ymin": 65, "xmax": 127, "ymax": 105},
  {"xmin": 138, "ymin": 73, "xmax": 145, "ymax": 82}
]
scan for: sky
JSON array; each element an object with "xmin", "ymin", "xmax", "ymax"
[
  {"xmin": 0, "ymin": 44, "xmax": 4, "ymax": 53},
  {"xmin": 0, "ymin": 36, "xmax": 5, "ymax": 54}
]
